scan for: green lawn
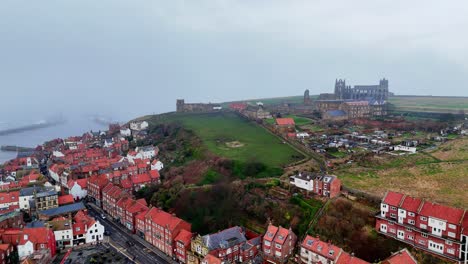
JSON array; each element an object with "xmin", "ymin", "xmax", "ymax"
[
  {"xmin": 147, "ymin": 112, "xmax": 303, "ymax": 168},
  {"xmin": 389, "ymin": 96, "xmax": 468, "ymax": 113},
  {"xmin": 283, "ymin": 115, "xmax": 313, "ymax": 126}
]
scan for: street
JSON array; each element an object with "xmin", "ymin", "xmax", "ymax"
[{"xmin": 86, "ymin": 204, "xmax": 173, "ymax": 264}]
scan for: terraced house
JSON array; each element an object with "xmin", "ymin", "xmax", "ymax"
[
  {"xmin": 376, "ymin": 191, "xmax": 468, "ymax": 263},
  {"xmin": 144, "ymin": 207, "xmax": 192, "ymax": 258},
  {"xmin": 188, "ymin": 226, "xmax": 261, "ymax": 264},
  {"xmin": 262, "ymin": 224, "xmax": 297, "ymax": 264}
]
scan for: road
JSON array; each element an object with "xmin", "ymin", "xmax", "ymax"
[{"xmin": 86, "ymin": 204, "xmax": 172, "ymax": 264}]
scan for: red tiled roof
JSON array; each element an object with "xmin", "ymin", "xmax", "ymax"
[
  {"xmin": 136, "ymin": 198, "xmax": 147, "ymax": 207},
  {"xmin": 274, "ymin": 226, "xmax": 290, "ymax": 245},
  {"xmin": 0, "ymin": 244, "xmax": 12, "ymax": 251},
  {"xmin": 175, "ymin": 229, "xmax": 192, "ymax": 246},
  {"xmin": 419, "ymin": 201, "xmax": 465, "ymax": 224},
  {"xmin": 382, "ymin": 248, "xmax": 417, "ymax": 264},
  {"xmin": 145, "ymin": 208, "xmax": 190, "ymax": 232},
  {"xmin": 58, "ymin": 194, "xmax": 74, "ymax": 205},
  {"xmin": 88, "ymin": 174, "xmax": 109, "ymax": 188},
  {"xmin": 203, "ymin": 254, "xmax": 222, "ymax": 264},
  {"xmin": 264, "ymin": 224, "xmax": 278, "ymax": 242},
  {"xmin": 276, "ymin": 118, "xmax": 295, "ymax": 126},
  {"xmin": 336, "ymin": 252, "xmax": 370, "ymax": 264},
  {"xmin": 76, "ymin": 179, "xmax": 87, "ymax": 189},
  {"xmin": 149, "ymin": 170, "xmax": 160, "ymax": 180},
  {"xmin": 22, "ymin": 227, "xmax": 51, "ymax": 245},
  {"xmin": 0, "ymin": 191, "xmax": 19, "ymax": 205},
  {"xmin": 301, "ymin": 235, "xmax": 341, "ymax": 261},
  {"xmin": 121, "ymin": 179, "xmax": 132, "ymax": 189},
  {"xmin": 127, "ymin": 201, "xmax": 148, "ymax": 214},
  {"xmin": 131, "ymin": 173, "xmax": 151, "ymax": 185},
  {"xmin": 383, "ymin": 191, "xmax": 404, "ymax": 207},
  {"xmin": 400, "ymin": 195, "xmax": 423, "ymax": 213}
]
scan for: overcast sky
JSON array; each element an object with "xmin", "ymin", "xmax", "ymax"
[{"xmin": 1, "ymin": 0, "xmax": 467, "ymax": 121}]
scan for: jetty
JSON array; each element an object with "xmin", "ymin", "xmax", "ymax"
[{"xmin": 0, "ymin": 119, "xmax": 65, "ymax": 136}]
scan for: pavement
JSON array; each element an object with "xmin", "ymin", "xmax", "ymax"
[{"xmin": 86, "ymin": 202, "xmax": 175, "ymax": 264}]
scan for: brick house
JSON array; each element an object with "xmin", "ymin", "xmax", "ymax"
[
  {"xmin": 376, "ymin": 191, "xmax": 468, "ymax": 263},
  {"xmin": 87, "ymin": 174, "xmax": 109, "ymax": 207},
  {"xmin": 175, "ymin": 229, "xmax": 193, "ymax": 263},
  {"xmin": 102, "ymin": 184, "xmax": 126, "ymax": 219},
  {"xmin": 289, "ymin": 173, "xmax": 341, "ymax": 198},
  {"xmin": 144, "ymin": 207, "xmax": 192, "ymax": 258},
  {"xmin": 124, "ymin": 199, "xmax": 148, "ymax": 233},
  {"xmin": 189, "ymin": 226, "xmax": 257, "ymax": 264},
  {"xmin": 262, "ymin": 224, "xmax": 297, "ymax": 264}
]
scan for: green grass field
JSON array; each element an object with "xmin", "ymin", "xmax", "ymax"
[
  {"xmin": 390, "ymin": 96, "xmax": 468, "ymax": 113},
  {"xmin": 146, "ymin": 112, "xmax": 303, "ymax": 168}
]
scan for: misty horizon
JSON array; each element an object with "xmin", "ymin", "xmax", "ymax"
[{"xmin": 2, "ymin": 0, "xmax": 468, "ymax": 123}]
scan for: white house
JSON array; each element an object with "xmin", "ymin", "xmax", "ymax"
[
  {"xmin": 18, "ymin": 239, "xmax": 34, "ymax": 258},
  {"xmin": 52, "ymin": 151, "xmax": 65, "ymax": 158},
  {"xmin": 393, "ymin": 145, "xmax": 417, "ymax": 154},
  {"xmin": 48, "ymin": 164, "xmax": 62, "ymax": 183},
  {"xmin": 73, "ymin": 211, "xmax": 105, "ymax": 245},
  {"xmin": 67, "ymin": 179, "xmax": 87, "ymax": 200},
  {"xmin": 130, "ymin": 121, "xmax": 148, "ymax": 131},
  {"xmin": 296, "ymin": 132, "xmax": 310, "ymax": 139},
  {"xmin": 136, "ymin": 146, "xmax": 159, "ymax": 160},
  {"xmin": 151, "ymin": 160, "xmax": 164, "ymax": 171},
  {"xmin": 50, "ymin": 219, "xmax": 74, "ymax": 248},
  {"xmin": 120, "ymin": 128, "xmax": 131, "ymax": 137},
  {"xmin": 289, "ymin": 173, "xmax": 314, "ymax": 192}
]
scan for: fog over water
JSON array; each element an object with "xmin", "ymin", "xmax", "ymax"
[{"xmin": 1, "ymin": 1, "xmax": 468, "ymax": 161}]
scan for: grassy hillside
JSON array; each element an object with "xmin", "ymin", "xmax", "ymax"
[
  {"xmin": 145, "ymin": 112, "xmax": 303, "ymax": 168},
  {"xmin": 334, "ymin": 138, "xmax": 468, "ymax": 208},
  {"xmin": 389, "ymin": 96, "xmax": 468, "ymax": 114}
]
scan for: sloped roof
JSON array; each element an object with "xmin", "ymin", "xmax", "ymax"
[
  {"xmin": 58, "ymin": 194, "xmax": 74, "ymax": 205},
  {"xmin": 301, "ymin": 235, "xmax": 341, "ymax": 261},
  {"xmin": 202, "ymin": 226, "xmax": 247, "ymax": 251},
  {"xmin": 382, "ymin": 248, "xmax": 417, "ymax": 264},
  {"xmin": 383, "ymin": 191, "xmax": 404, "ymax": 207},
  {"xmin": 39, "ymin": 202, "xmax": 85, "ymax": 217}
]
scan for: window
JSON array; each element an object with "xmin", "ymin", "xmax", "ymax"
[
  {"xmin": 390, "ymin": 206, "xmax": 397, "ymax": 210},
  {"xmin": 409, "ymin": 220, "xmax": 415, "ymax": 225},
  {"xmin": 382, "ymin": 204, "xmax": 387, "ymax": 208},
  {"xmin": 448, "ymin": 232, "xmax": 456, "ymax": 238},
  {"xmin": 446, "ymin": 240, "xmax": 453, "ymax": 245},
  {"xmin": 390, "ymin": 213, "xmax": 396, "ymax": 218},
  {"xmin": 421, "ymin": 233, "xmax": 428, "ymax": 238},
  {"xmin": 448, "ymin": 224, "xmax": 456, "ymax": 229},
  {"xmin": 264, "ymin": 241, "xmax": 271, "ymax": 246},
  {"xmin": 420, "ymin": 216, "xmax": 427, "ymax": 221},
  {"xmin": 447, "ymin": 248, "xmax": 455, "ymax": 254},
  {"xmin": 407, "ymin": 235, "xmax": 414, "ymax": 240},
  {"xmin": 408, "ymin": 212, "xmax": 415, "ymax": 217},
  {"xmin": 40, "ymin": 244, "xmax": 45, "ymax": 249},
  {"xmin": 406, "ymin": 227, "xmax": 412, "ymax": 232}
]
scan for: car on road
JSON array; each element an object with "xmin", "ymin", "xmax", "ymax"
[
  {"xmin": 101, "ymin": 214, "xmax": 106, "ymax": 219},
  {"xmin": 126, "ymin": 240, "xmax": 135, "ymax": 247},
  {"xmin": 104, "ymin": 230, "xmax": 111, "ymax": 236}
]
